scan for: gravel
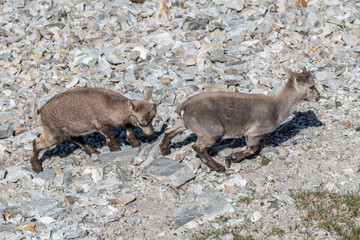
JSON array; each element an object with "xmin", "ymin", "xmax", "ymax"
[{"xmin": 1, "ymin": 0, "xmax": 360, "ymax": 239}]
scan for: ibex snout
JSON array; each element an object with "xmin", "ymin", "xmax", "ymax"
[{"xmin": 141, "ymin": 124, "xmax": 154, "ymax": 135}]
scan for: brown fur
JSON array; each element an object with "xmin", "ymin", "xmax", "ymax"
[
  {"xmin": 31, "ymin": 87, "xmax": 156, "ymax": 173},
  {"xmin": 160, "ymin": 68, "xmax": 320, "ymax": 172}
]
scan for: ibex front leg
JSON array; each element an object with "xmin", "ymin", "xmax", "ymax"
[
  {"xmin": 160, "ymin": 120, "xmax": 187, "ymax": 155},
  {"xmin": 225, "ymin": 136, "xmax": 261, "ymax": 168},
  {"xmin": 125, "ymin": 124, "xmax": 141, "ymax": 148}
]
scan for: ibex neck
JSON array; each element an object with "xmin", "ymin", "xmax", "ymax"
[{"xmin": 274, "ymin": 81, "xmax": 302, "ymax": 123}]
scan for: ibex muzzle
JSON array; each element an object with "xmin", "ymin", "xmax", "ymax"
[
  {"xmin": 160, "ymin": 67, "xmax": 320, "ymax": 172},
  {"xmin": 30, "ymin": 87, "xmax": 156, "ymax": 173}
]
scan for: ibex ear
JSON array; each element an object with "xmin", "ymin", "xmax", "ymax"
[
  {"xmin": 303, "ymin": 67, "xmax": 311, "ymax": 77},
  {"xmin": 128, "ymin": 100, "xmax": 137, "ymax": 111},
  {"xmin": 283, "ymin": 66, "xmax": 297, "ymax": 83},
  {"xmin": 144, "ymin": 87, "xmax": 154, "ymax": 101}
]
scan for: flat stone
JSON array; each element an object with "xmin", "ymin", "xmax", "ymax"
[
  {"xmin": 117, "ymin": 194, "xmax": 136, "ymax": 206},
  {"xmin": 250, "ymin": 211, "xmax": 262, "ymax": 222},
  {"xmin": 0, "ymin": 170, "xmax": 6, "ymax": 180},
  {"xmin": 342, "ymin": 34, "xmax": 358, "ymax": 46},
  {"xmin": 224, "ymin": 0, "xmax": 244, "ymax": 11},
  {"xmin": 6, "ymin": 169, "xmax": 32, "ymax": 183},
  {"xmin": 170, "ymin": 191, "xmax": 235, "ymax": 228},
  {"xmin": 99, "ymin": 147, "xmax": 138, "ymax": 168},
  {"xmin": 273, "ymin": 194, "xmax": 295, "ymax": 205},
  {"xmin": 143, "ymin": 157, "xmax": 195, "ymax": 187}
]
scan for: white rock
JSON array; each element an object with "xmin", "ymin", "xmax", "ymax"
[
  {"xmin": 132, "ymin": 46, "xmax": 149, "ymax": 60},
  {"xmin": 224, "ymin": 0, "xmax": 244, "ymax": 11},
  {"xmin": 250, "ymin": 211, "xmax": 262, "ymax": 222},
  {"xmin": 215, "ymin": 174, "xmax": 247, "ymax": 190},
  {"xmin": 32, "ymin": 177, "xmax": 46, "ymax": 186},
  {"xmin": 39, "ymin": 216, "xmax": 55, "ymax": 225},
  {"xmin": 342, "ymin": 168, "xmax": 354, "ymax": 176}
]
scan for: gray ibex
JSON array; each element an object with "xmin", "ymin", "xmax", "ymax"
[
  {"xmin": 160, "ymin": 67, "xmax": 320, "ymax": 172},
  {"xmin": 31, "ymin": 87, "xmax": 156, "ymax": 173}
]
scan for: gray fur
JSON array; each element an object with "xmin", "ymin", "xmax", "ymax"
[{"xmin": 160, "ymin": 68, "xmax": 320, "ymax": 172}]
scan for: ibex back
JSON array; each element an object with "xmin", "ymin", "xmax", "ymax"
[
  {"xmin": 31, "ymin": 87, "xmax": 156, "ymax": 173},
  {"xmin": 160, "ymin": 68, "xmax": 320, "ymax": 172}
]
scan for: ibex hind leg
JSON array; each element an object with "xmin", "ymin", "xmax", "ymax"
[
  {"xmin": 225, "ymin": 136, "xmax": 261, "ymax": 168},
  {"xmin": 192, "ymin": 137, "xmax": 226, "ymax": 172},
  {"xmin": 71, "ymin": 136, "xmax": 100, "ymax": 155},
  {"xmin": 160, "ymin": 119, "xmax": 187, "ymax": 155},
  {"xmin": 31, "ymin": 132, "xmax": 64, "ymax": 173}
]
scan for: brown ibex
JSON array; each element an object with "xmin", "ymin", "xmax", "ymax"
[
  {"xmin": 31, "ymin": 87, "xmax": 156, "ymax": 173},
  {"xmin": 160, "ymin": 67, "xmax": 320, "ymax": 172}
]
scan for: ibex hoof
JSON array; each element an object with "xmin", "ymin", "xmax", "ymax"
[
  {"xmin": 85, "ymin": 148, "xmax": 100, "ymax": 155},
  {"xmin": 225, "ymin": 154, "xmax": 234, "ymax": 168},
  {"xmin": 161, "ymin": 148, "xmax": 171, "ymax": 156},
  {"xmin": 109, "ymin": 143, "xmax": 121, "ymax": 152},
  {"xmin": 130, "ymin": 141, "xmax": 141, "ymax": 148},
  {"xmin": 32, "ymin": 163, "xmax": 43, "ymax": 173},
  {"xmin": 211, "ymin": 164, "xmax": 226, "ymax": 173}
]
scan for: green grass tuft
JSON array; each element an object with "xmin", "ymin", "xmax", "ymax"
[{"xmin": 293, "ymin": 189, "xmax": 360, "ymax": 240}]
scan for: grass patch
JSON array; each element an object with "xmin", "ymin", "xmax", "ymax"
[
  {"xmin": 271, "ymin": 227, "xmax": 285, "ymax": 237},
  {"xmin": 355, "ymin": 126, "xmax": 360, "ymax": 132},
  {"xmin": 192, "ymin": 228, "xmax": 253, "ymax": 240},
  {"xmin": 261, "ymin": 157, "xmax": 270, "ymax": 166},
  {"xmin": 238, "ymin": 196, "xmax": 255, "ymax": 204},
  {"xmin": 293, "ymin": 189, "xmax": 360, "ymax": 239},
  {"xmin": 192, "ymin": 217, "xmax": 253, "ymax": 240}
]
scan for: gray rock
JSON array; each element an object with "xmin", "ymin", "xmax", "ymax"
[
  {"xmin": 124, "ymin": 69, "xmax": 137, "ymax": 84},
  {"xmin": 342, "ymin": 34, "xmax": 358, "ymax": 46},
  {"xmin": 99, "ymin": 147, "xmax": 138, "ymax": 168},
  {"xmin": 224, "ymin": 0, "xmax": 244, "ymax": 11},
  {"xmin": 263, "ymin": 148, "xmax": 279, "ymax": 162},
  {"xmin": 210, "ymin": 49, "xmax": 226, "ymax": 63},
  {"xmin": 6, "ymin": 168, "xmax": 32, "ymax": 183},
  {"xmin": 273, "ymin": 194, "xmax": 295, "ymax": 205},
  {"xmin": 0, "ymin": 123, "xmax": 13, "ymax": 139},
  {"xmin": 143, "ymin": 157, "xmax": 195, "ymax": 187},
  {"xmin": 132, "ymin": 143, "xmax": 152, "ymax": 166},
  {"xmin": 187, "ymin": 18, "xmax": 209, "ymax": 31},
  {"xmin": 0, "ymin": 170, "xmax": 6, "ymax": 180},
  {"xmin": 170, "ymin": 191, "xmax": 235, "ymax": 228}
]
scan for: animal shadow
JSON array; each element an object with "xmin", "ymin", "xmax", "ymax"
[
  {"xmin": 169, "ymin": 110, "xmax": 323, "ymax": 155},
  {"xmin": 39, "ymin": 124, "xmax": 166, "ymax": 165}
]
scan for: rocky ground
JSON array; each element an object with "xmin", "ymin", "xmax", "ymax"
[{"xmin": 1, "ymin": 0, "xmax": 360, "ymax": 239}]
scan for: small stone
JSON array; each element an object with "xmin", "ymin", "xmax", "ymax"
[
  {"xmin": 342, "ymin": 168, "xmax": 354, "ymax": 176},
  {"xmin": 0, "ymin": 170, "xmax": 6, "ymax": 180},
  {"xmin": 187, "ymin": 18, "xmax": 209, "ymax": 31},
  {"xmin": 39, "ymin": 216, "xmax": 55, "ymax": 225},
  {"xmin": 210, "ymin": 222, "xmax": 221, "ymax": 229},
  {"xmin": 132, "ymin": 46, "xmax": 149, "ymax": 60},
  {"xmin": 225, "ymin": 185, "xmax": 236, "ymax": 194},
  {"xmin": 250, "ymin": 211, "xmax": 262, "ymax": 222},
  {"xmin": 52, "ymin": 166, "xmax": 64, "ymax": 178},
  {"xmin": 278, "ymin": 148, "xmax": 290, "ymax": 160},
  {"xmin": 224, "ymin": 0, "xmax": 244, "ymax": 11},
  {"xmin": 273, "ymin": 194, "xmax": 295, "ymax": 205},
  {"xmin": 117, "ymin": 194, "xmax": 136, "ymax": 206},
  {"xmin": 32, "ymin": 177, "xmax": 46, "ymax": 186},
  {"xmin": 6, "ymin": 169, "xmax": 31, "ymax": 183},
  {"xmin": 210, "ymin": 49, "xmax": 226, "ymax": 63},
  {"xmin": 342, "ymin": 34, "xmax": 358, "ymax": 47}
]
